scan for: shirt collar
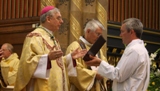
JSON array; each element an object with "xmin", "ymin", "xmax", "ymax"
[
  {"xmin": 127, "ymin": 39, "xmax": 144, "ymax": 48},
  {"xmin": 79, "ymin": 36, "xmax": 92, "ymax": 47}
]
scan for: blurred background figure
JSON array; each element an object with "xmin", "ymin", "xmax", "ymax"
[{"xmin": 0, "ymin": 43, "xmax": 19, "ymax": 87}]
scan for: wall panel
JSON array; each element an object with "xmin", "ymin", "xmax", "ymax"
[
  {"xmin": 0, "ymin": 0, "xmax": 40, "ymax": 56},
  {"xmin": 0, "ymin": 17, "xmax": 39, "ymax": 55},
  {"xmin": 0, "ymin": 0, "xmax": 40, "ymax": 20},
  {"xmin": 108, "ymin": 0, "xmax": 160, "ymax": 31}
]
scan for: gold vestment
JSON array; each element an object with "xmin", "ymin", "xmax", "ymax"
[
  {"xmin": 14, "ymin": 27, "xmax": 69, "ymax": 91},
  {"xmin": 66, "ymin": 39, "xmax": 107, "ymax": 91},
  {"xmin": 1, "ymin": 53, "xmax": 19, "ymax": 86}
]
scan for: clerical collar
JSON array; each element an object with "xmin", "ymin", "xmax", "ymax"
[
  {"xmin": 79, "ymin": 36, "xmax": 92, "ymax": 47},
  {"xmin": 39, "ymin": 26, "xmax": 54, "ymax": 39}
]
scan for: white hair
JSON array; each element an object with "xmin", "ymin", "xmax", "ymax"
[{"xmin": 84, "ymin": 19, "xmax": 105, "ymax": 33}]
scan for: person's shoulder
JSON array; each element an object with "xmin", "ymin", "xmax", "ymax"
[
  {"xmin": 129, "ymin": 44, "xmax": 147, "ymax": 55},
  {"xmin": 32, "ymin": 27, "xmax": 45, "ymax": 34},
  {"xmin": 26, "ymin": 28, "xmax": 46, "ymax": 38},
  {"xmin": 66, "ymin": 41, "xmax": 80, "ymax": 53},
  {"xmin": 0, "ymin": 59, "xmax": 5, "ymax": 63},
  {"xmin": 67, "ymin": 41, "xmax": 80, "ymax": 50}
]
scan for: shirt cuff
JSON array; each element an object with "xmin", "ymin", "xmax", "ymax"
[
  {"xmin": 66, "ymin": 54, "xmax": 77, "ymax": 76},
  {"xmin": 33, "ymin": 54, "xmax": 50, "ymax": 79},
  {"xmin": 97, "ymin": 60, "xmax": 109, "ymax": 77}
]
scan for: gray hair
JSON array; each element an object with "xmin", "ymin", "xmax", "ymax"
[
  {"xmin": 84, "ymin": 19, "xmax": 105, "ymax": 33},
  {"xmin": 122, "ymin": 18, "xmax": 143, "ymax": 38},
  {"xmin": 40, "ymin": 8, "xmax": 60, "ymax": 23},
  {"xmin": 3, "ymin": 43, "xmax": 14, "ymax": 53}
]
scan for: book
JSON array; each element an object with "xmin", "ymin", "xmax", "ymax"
[{"xmin": 83, "ymin": 35, "xmax": 106, "ymax": 61}]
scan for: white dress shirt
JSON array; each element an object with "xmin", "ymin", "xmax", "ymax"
[{"xmin": 98, "ymin": 39, "xmax": 150, "ymax": 91}]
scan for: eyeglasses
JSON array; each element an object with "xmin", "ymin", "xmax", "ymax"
[
  {"xmin": 56, "ymin": 16, "xmax": 62, "ymax": 21},
  {"xmin": 94, "ymin": 31, "xmax": 102, "ymax": 36}
]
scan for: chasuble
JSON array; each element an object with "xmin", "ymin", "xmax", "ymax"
[
  {"xmin": 1, "ymin": 53, "xmax": 19, "ymax": 85},
  {"xmin": 14, "ymin": 27, "xmax": 75, "ymax": 91}
]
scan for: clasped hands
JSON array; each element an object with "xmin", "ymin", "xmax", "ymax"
[{"xmin": 48, "ymin": 46, "xmax": 87, "ymax": 61}]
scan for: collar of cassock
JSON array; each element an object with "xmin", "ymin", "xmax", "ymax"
[
  {"xmin": 39, "ymin": 25, "xmax": 54, "ymax": 39},
  {"xmin": 79, "ymin": 36, "xmax": 93, "ymax": 47}
]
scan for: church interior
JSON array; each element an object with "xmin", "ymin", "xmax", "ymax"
[{"xmin": 0, "ymin": 0, "xmax": 160, "ymax": 91}]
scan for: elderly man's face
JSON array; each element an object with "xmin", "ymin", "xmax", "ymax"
[
  {"xmin": 48, "ymin": 12, "xmax": 63, "ymax": 31},
  {"xmin": 1, "ymin": 44, "xmax": 11, "ymax": 59},
  {"xmin": 86, "ymin": 27, "xmax": 102, "ymax": 44}
]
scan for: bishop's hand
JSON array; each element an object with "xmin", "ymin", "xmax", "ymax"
[
  {"xmin": 48, "ymin": 46, "xmax": 63, "ymax": 60},
  {"xmin": 71, "ymin": 47, "xmax": 87, "ymax": 60}
]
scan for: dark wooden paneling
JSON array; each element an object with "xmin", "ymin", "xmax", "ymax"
[
  {"xmin": 0, "ymin": 0, "xmax": 40, "ymax": 20},
  {"xmin": 3, "ymin": 0, "xmax": 7, "ymax": 19},
  {"xmin": 0, "ymin": 32, "xmax": 30, "ymax": 57},
  {"xmin": 0, "ymin": 25, "xmax": 33, "ymax": 34},
  {"xmin": 28, "ymin": 0, "xmax": 33, "ymax": 17},
  {"xmin": 113, "ymin": 0, "xmax": 118, "ymax": 21},
  {"xmin": 24, "ymin": 0, "xmax": 29, "ymax": 17},
  {"xmin": 155, "ymin": 0, "xmax": 159, "ymax": 29},
  {"xmin": 121, "ymin": 0, "xmax": 125, "ymax": 21},
  {"xmin": 0, "ymin": 17, "xmax": 39, "ymax": 56},
  {"xmin": 11, "ymin": 0, "xmax": 15, "ymax": 18},
  {"xmin": 139, "ymin": 0, "xmax": 143, "ymax": 20},
  {"xmin": 19, "ymin": 0, "xmax": 24, "ymax": 18},
  {"xmin": 107, "ymin": 24, "xmax": 160, "ymax": 54},
  {"xmin": 108, "ymin": 0, "xmax": 160, "ymax": 31},
  {"xmin": 0, "ymin": 17, "xmax": 38, "ymax": 33},
  {"xmin": 13, "ymin": 44, "xmax": 23, "ymax": 58},
  {"xmin": 0, "ymin": 32, "xmax": 28, "ymax": 44},
  {"xmin": 0, "ymin": 0, "xmax": 41, "ymax": 57},
  {"xmin": 0, "ymin": 0, "xmax": 2, "ymax": 19},
  {"xmin": 109, "ymin": 0, "xmax": 114, "ymax": 21},
  {"xmin": 33, "ymin": 0, "xmax": 38, "ymax": 16},
  {"xmin": 7, "ymin": 0, "xmax": 11, "ymax": 19},
  {"xmin": 117, "ymin": 0, "xmax": 121, "ymax": 22},
  {"xmin": 0, "ymin": 17, "xmax": 39, "ymax": 26}
]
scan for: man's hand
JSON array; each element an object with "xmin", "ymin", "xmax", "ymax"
[
  {"xmin": 0, "ymin": 49, "xmax": 3, "ymax": 61},
  {"xmin": 85, "ymin": 56, "xmax": 102, "ymax": 66},
  {"xmin": 71, "ymin": 47, "xmax": 87, "ymax": 60},
  {"xmin": 48, "ymin": 46, "xmax": 63, "ymax": 61}
]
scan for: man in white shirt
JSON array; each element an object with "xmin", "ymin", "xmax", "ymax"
[{"xmin": 85, "ymin": 18, "xmax": 150, "ymax": 91}]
